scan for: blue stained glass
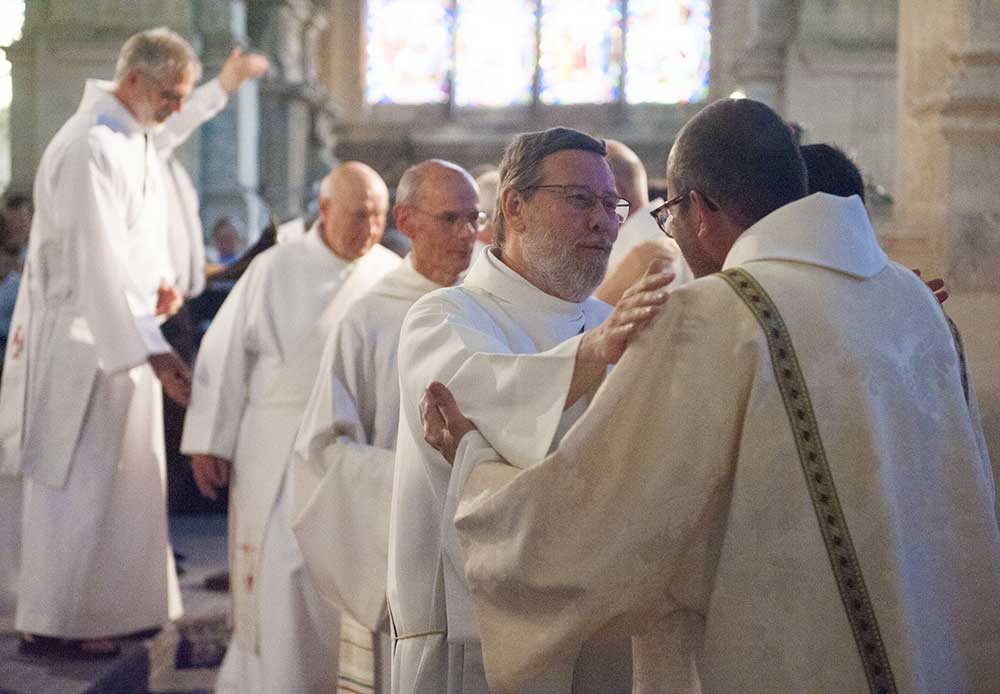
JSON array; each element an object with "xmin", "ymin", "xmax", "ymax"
[
  {"xmin": 538, "ymin": 0, "xmax": 623, "ymax": 105},
  {"xmin": 365, "ymin": 0, "xmax": 453, "ymax": 105},
  {"xmin": 625, "ymin": 0, "xmax": 711, "ymax": 104},
  {"xmin": 454, "ymin": 0, "xmax": 536, "ymax": 107}
]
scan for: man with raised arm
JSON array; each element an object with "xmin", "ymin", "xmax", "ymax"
[
  {"xmin": 292, "ymin": 159, "xmax": 482, "ymax": 693},
  {"xmin": 0, "ymin": 27, "xmax": 198, "ymax": 659},
  {"xmin": 181, "ymin": 162, "xmax": 400, "ymax": 693},
  {"xmin": 424, "ymin": 99, "xmax": 1000, "ymax": 693},
  {"xmin": 389, "ymin": 127, "xmax": 672, "ymax": 693}
]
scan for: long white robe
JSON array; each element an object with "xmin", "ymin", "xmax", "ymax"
[
  {"xmin": 292, "ymin": 255, "xmax": 444, "ymax": 693},
  {"xmin": 181, "ymin": 225, "xmax": 399, "ymax": 693},
  {"xmin": 389, "ymin": 246, "xmax": 624, "ymax": 694},
  {"xmin": 453, "ymin": 193, "xmax": 1000, "ymax": 693},
  {"xmin": 0, "ymin": 79, "xmax": 181, "ymax": 637}
]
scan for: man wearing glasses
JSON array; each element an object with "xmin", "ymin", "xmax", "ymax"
[
  {"xmin": 291, "ymin": 159, "xmax": 483, "ymax": 693},
  {"xmin": 2, "ymin": 27, "xmax": 198, "ymax": 659},
  {"xmin": 425, "ymin": 99, "xmax": 1000, "ymax": 693},
  {"xmin": 387, "ymin": 128, "xmax": 673, "ymax": 693}
]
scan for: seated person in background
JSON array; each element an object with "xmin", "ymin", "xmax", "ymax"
[{"xmin": 205, "ymin": 216, "xmax": 245, "ymax": 266}]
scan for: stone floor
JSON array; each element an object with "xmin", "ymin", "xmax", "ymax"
[{"xmin": 0, "ymin": 513, "xmax": 229, "ymax": 694}]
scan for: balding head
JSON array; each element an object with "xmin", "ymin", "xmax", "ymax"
[
  {"xmin": 605, "ymin": 139, "xmax": 648, "ymax": 215},
  {"xmin": 318, "ymin": 161, "xmax": 389, "ymax": 261},
  {"xmin": 394, "ymin": 159, "xmax": 481, "ymax": 286},
  {"xmin": 668, "ymin": 98, "xmax": 807, "ymax": 230}
]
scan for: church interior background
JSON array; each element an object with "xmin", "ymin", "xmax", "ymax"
[{"xmin": 1, "ymin": 0, "xmax": 998, "ymax": 511}]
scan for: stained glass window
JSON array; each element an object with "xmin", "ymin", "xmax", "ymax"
[
  {"xmin": 363, "ymin": 0, "xmax": 712, "ymax": 108},
  {"xmin": 625, "ymin": 0, "xmax": 711, "ymax": 104},
  {"xmin": 454, "ymin": 0, "xmax": 536, "ymax": 107},
  {"xmin": 538, "ymin": 0, "xmax": 623, "ymax": 105},
  {"xmin": 365, "ymin": 0, "xmax": 453, "ymax": 105}
]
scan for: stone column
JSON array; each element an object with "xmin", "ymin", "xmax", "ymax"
[
  {"xmin": 194, "ymin": 0, "xmax": 266, "ymax": 240},
  {"xmin": 895, "ymin": 0, "xmax": 1000, "ymax": 516},
  {"xmin": 733, "ymin": 0, "xmax": 800, "ymax": 111},
  {"xmin": 894, "ymin": 0, "xmax": 1000, "ymax": 287},
  {"xmin": 254, "ymin": 0, "xmax": 339, "ymax": 221}
]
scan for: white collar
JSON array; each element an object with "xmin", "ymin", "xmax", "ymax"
[{"xmin": 723, "ymin": 193, "xmax": 887, "ymax": 279}]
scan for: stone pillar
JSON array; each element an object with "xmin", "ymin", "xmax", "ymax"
[
  {"xmin": 733, "ymin": 0, "xmax": 800, "ymax": 111},
  {"xmin": 895, "ymin": 0, "xmax": 1000, "ymax": 516},
  {"xmin": 254, "ymin": 0, "xmax": 339, "ymax": 221},
  {"xmin": 895, "ymin": 0, "xmax": 1000, "ymax": 288},
  {"xmin": 194, "ymin": 0, "xmax": 266, "ymax": 240}
]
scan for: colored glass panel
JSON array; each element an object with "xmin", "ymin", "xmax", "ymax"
[
  {"xmin": 538, "ymin": 0, "xmax": 623, "ymax": 105},
  {"xmin": 365, "ymin": 0, "xmax": 452, "ymax": 104},
  {"xmin": 625, "ymin": 0, "xmax": 711, "ymax": 104},
  {"xmin": 454, "ymin": 0, "xmax": 536, "ymax": 107}
]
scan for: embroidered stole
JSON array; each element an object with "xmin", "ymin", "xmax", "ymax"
[{"xmin": 718, "ymin": 268, "xmax": 898, "ymax": 694}]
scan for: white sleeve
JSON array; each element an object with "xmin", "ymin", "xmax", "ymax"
[
  {"xmin": 154, "ymin": 79, "xmax": 228, "ymax": 157},
  {"xmin": 180, "ymin": 266, "xmax": 256, "ymax": 459},
  {"xmin": 63, "ymin": 134, "xmax": 168, "ymax": 372},
  {"xmin": 399, "ymin": 296, "xmax": 583, "ymax": 471}
]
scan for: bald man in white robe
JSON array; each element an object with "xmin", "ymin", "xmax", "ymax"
[{"xmin": 181, "ymin": 162, "xmax": 400, "ymax": 693}]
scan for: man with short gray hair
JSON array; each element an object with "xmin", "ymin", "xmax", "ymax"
[
  {"xmin": 0, "ymin": 26, "xmax": 199, "ymax": 658},
  {"xmin": 388, "ymin": 128, "xmax": 672, "ymax": 693},
  {"xmin": 182, "ymin": 161, "xmax": 400, "ymax": 693}
]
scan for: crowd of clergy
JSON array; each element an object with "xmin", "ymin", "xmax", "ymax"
[{"xmin": 1, "ymin": 25, "xmax": 998, "ymax": 694}]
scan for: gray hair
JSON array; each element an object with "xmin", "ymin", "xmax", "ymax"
[
  {"xmin": 396, "ymin": 159, "xmax": 474, "ymax": 207},
  {"xmin": 319, "ymin": 173, "xmax": 334, "ymax": 200},
  {"xmin": 494, "ymin": 127, "xmax": 607, "ymax": 247},
  {"xmin": 114, "ymin": 27, "xmax": 201, "ymax": 84},
  {"xmin": 670, "ymin": 98, "xmax": 807, "ymax": 229}
]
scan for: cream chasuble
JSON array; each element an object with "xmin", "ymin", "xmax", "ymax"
[
  {"xmin": 453, "ymin": 194, "xmax": 1000, "ymax": 694},
  {"xmin": 389, "ymin": 246, "xmax": 615, "ymax": 694},
  {"xmin": 292, "ymin": 256, "xmax": 444, "ymax": 693},
  {"xmin": 182, "ymin": 227, "xmax": 399, "ymax": 692}
]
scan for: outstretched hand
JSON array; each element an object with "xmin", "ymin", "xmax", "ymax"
[
  {"xmin": 584, "ymin": 258, "xmax": 673, "ymax": 365},
  {"xmin": 218, "ymin": 48, "xmax": 270, "ymax": 94},
  {"xmin": 421, "ymin": 381, "xmax": 476, "ymax": 465}
]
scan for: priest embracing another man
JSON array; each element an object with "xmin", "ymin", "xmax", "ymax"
[{"xmin": 422, "ymin": 99, "xmax": 1000, "ymax": 694}]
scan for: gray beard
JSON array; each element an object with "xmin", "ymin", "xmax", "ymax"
[{"xmin": 524, "ymin": 226, "xmax": 609, "ymax": 303}]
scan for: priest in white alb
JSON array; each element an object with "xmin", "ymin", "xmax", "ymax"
[
  {"xmin": 388, "ymin": 127, "xmax": 674, "ymax": 693},
  {"xmin": 422, "ymin": 99, "xmax": 1000, "ymax": 694},
  {"xmin": 0, "ymin": 28, "xmax": 197, "ymax": 659},
  {"xmin": 181, "ymin": 162, "xmax": 400, "ymax": 693},
  {"xmin": 292, "ymin": 159, "xmax": 483, "ymax": 693}
]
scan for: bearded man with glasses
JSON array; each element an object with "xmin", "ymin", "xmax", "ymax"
[{"xmin": 387, "ymin": 127, "xmax": 673, "ymax": 693}]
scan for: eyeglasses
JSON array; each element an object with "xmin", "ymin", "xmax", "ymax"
[
  {"xmin": 521, "ymin": 184, "xmax": 630, "ymax": 223},
  {"xmin": 412, "ymin": 208, "xmax": 489, "ymax": 233},
  {"xmin": 649, "ymin": 191, "xmax": 691, "ymax": 237}
]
